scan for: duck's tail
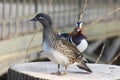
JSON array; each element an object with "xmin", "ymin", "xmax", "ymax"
[{"xmin": 77, "ymin": 59, "xmax": 92, "ymax": 73}]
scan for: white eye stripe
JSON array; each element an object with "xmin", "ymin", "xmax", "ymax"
[
  {"xmin": 75, "ymin": 22, "xmax": 83, "ymax": 27},
  {"xmin": 80, "ymin": 23, "xmax": 83, "ymax": 27},
  {"xmin": 38, "ymin": 16, "xmax": 45, "ymax": 19}
]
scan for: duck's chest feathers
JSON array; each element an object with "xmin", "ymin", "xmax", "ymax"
[
  {"xmin": 42, "ymin": 41, "xmax": 69, "ymax": 65},
  {"xmin": 43, "ymin": 40, "xmax": 51, "ymax": 50}
]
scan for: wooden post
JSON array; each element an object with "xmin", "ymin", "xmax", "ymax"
[{"xmin": 8, "ymin": 62, "xmax": 120, "ymax": 80}]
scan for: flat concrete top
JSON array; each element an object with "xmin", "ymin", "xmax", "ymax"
[{"xmin": 10, "ymin": 62, "xmax": 120, "ymax": 80}]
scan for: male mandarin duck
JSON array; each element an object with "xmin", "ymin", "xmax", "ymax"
[
  {"xmin": 58, "ymin": 22, "xmax": 88, "ymax": 53},
  {"xmin": 30, "ymin": 13, "xmax": 92, "ymax": 75}
]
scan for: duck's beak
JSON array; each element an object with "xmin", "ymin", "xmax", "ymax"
[{"xmin": 30, "ymin": 17, "xmax": 36, "ymax": 21}]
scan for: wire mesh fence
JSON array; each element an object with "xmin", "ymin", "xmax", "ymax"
[{"xmin": 0, "ymin": 0, "xmax": 120, "ymax": 40}]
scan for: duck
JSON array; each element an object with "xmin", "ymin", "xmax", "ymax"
[
  {"xmin": 30, "ymin": 13, "xmax": 92, "ymax": 75},
  {"xmin": 58, "ymin": 22, "xmax": 88, "ymax": 53}
]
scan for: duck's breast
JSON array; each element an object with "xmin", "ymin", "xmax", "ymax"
[
  {"xmin": 43, "ymin": 42, "xmax": 70, "ymax": 65},
  {"xmin": 76, "ymin": 39, "xmax": 88, "ymax": 53}
]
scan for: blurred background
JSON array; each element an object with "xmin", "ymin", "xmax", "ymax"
[{"xmin": 0, "ymin": 0, "xmax": 120, "ymax": 79}]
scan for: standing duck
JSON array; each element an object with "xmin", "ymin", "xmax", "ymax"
[
  {"xmin": 30, "ymin": 13, "xmax": 92, "ymax": 75},
  {"xmin": 58, "ymin": 22, "xmax": 88, "ymax": 53}
]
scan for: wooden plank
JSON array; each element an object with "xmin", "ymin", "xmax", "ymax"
[
  {"xmin": 8, "ymin": 62, "xmax": 120, "ymax": 80},
  {"xmin": 0, "ymin": 32, "xmax": 42, "ymax": 56},
  {"xmin": 86, "ymin": 20, "xmax": 120, "ymax": 40}
]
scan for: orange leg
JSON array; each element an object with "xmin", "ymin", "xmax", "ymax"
[
  {"xmin": 56, "ymin": 64, "xmax": 62, "ymax": 75},
  {"xmin": 63, "ymin": 65, "xmax": 68, "ymax": 75}
]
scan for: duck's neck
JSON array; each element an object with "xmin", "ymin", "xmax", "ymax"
[
  {"xmin": 69, "ymin": 30, "xmax": 86, "ymax": 37},
  {"xmin": 41, "ymin": 22, "xmax": 58, "ymax": 46}
]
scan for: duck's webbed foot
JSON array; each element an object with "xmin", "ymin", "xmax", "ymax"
[{"xmin": 52, "ymin": 64, "xmax": 68, "ymax": 76}]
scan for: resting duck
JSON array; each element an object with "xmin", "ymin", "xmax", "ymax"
[{"xmin": 58, "ymin": 22, "xmax": 88, "ymax": 53}]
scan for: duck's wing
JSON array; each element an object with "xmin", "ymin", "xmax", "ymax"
[
  {"xmin": 59, "ymin": 40, "xmax": 92, "ymax": 73},
  {"xmin": 55, "ymin": 39, "xmax": 87, "ymax": 62},
  {"xmin": 62, "ymin": 39, "xmax": 83, "ymax": 57}
]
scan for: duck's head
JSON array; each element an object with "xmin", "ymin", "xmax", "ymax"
[
  {"xmin": 30, "ymin": 13, "xmax": 52, "ymax": 25},
  {"xmin": 75, "ymin": 22, "xmax": 84, "ymax": 32}
]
